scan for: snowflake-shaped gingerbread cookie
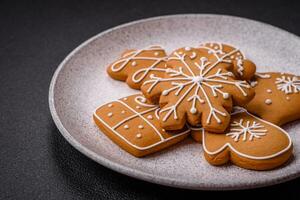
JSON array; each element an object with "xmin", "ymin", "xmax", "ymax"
[
  {"xmin": 141, "ymin": 47, "xmax": 255, "ymax": 132},
  {"xmin": 107, "ymin": 46, "xmax": 167, "ymax": 89}
]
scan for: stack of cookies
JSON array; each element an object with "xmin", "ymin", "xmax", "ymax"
[{"xmin": 93, "ymin": 43, "xmax": 298, "ymax": 170}]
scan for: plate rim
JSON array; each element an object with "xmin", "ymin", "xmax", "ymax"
[{"xmin": 49, "ymin": 14, "xmax": 300, "ymax": 190}]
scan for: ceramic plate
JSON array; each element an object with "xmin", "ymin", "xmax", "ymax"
[{"xmin": 49, "ymin": 14, "xmax": 300, "ymax": 190}]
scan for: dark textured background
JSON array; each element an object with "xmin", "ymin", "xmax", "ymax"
[{"xmin": 1, "ymin": 0, "xmax": 300, "ymax": 199}]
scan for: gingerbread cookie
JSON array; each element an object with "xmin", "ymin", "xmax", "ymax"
[
  {"xmin": 200, "ymin": 42, "xmax": 256, "ymax": 81},
  {"xmin": 93, "ymin": 94, "xmax": 190, "ymax": 157},
  {"xmin": 141, "ymin": 47, "xmax": 255, "ymax": 132},
  {"xmin": 246, "ymin": 72, "xmax": 300, "ymax": 126},
  {"xmin": 201, "ymin": 107, "xmax": 293, "ymax": 170},
  {"xmin": 107, "ymin": 46, "xmax": 167, "ymax": 89}
]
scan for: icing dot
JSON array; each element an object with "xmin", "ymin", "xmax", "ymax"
[
  {"xmin": 214, "ymin": 46, "xmax": 218, "ymax": 50},
  {"xmin": 178, "ymin": 51, "xmax": 183, "ymax": 54},
  {"xmin": 136, "ymin": 133, "xmax": 142, "ymax": 139},
  {"xmin": 266, "ymin": 89, "xmax": 272, "ymax": 93},
  {"xmin": 209, "ymin": 43, "xmax": 214, "ymax": 47},
  {"xmin": 162, "ymin": 90, "xmax": 169, "ymax": 96},
  {"xmin": 108, "ymin": 103, "xmax": 113, "ymax": 107},
  {"xmin": 286, "ymin": 96, "xmax": 291, "ymax": 101},
  {"xmin": 147, "ymin": 115, "xmax": 153, "ymax": 120},
  {"xmin": 131, "ymin": 61, "xmax": 137, "ymax": 66},
  {"xmin": 138, "ymin": 125, "xmax": 144, "ymax": 129},
  {"xmin": 265, "ymin": 99, "xmax": 272, "ymax": 105},
  {"xmin": 136, "ymin": 106, "xmax": 141, "ymax": 109},
  {"xmin": 190, "ymin": 107, "xmax": 197, "ymax": 114},
  {"xmin": 154, "ymin": 52, "xmax": 159, "ymax": 56},
  {"xmin": 107, "ymin": 112, "xmax": 113, "ymax": 117},
  {"xmin": 124, "ymin": 125, "xmax": 129, "ymax": 129},
  {"xmin": 162, "ymin": 129, "xmax": 166, "ymax": 132},
  {"xmin": 121, "ymin": 110, "xmax": 126, "ymax": 114},
  {"xmin": 184, "ymin": 47, "xmax": 191, "ymax": 51},
  {"xmin": 237, "ymin": 52, "xmax": 241, "ymax": 55},
  {"xmin": 230, "ymin": 55, "xmax": 235, "ymax": 59},
  {"xmin": 223, "ymin": 93, "xmax": 230, "ymax": 99},
  {"xmin": 123, "ymin": 98, "xmax": 127, "ymax": 101},
  {"xmin": 235, "ymin": 57, "xmax": 239, "ymax": 60}
]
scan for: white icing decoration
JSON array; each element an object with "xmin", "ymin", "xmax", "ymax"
[
  {"xmin": 134, "ymin": 96, "xmax": 156, "ymax": 108},
  {"xmin": 131, "ymin": 61, "xmax": 137, "ymax": 66},
  {"xmin": 236, "ymin": 59, "xmax": 244, "ymax": 76},
  {"xmin": 250, "ymin": 81, "xmax": 258, "ymax": 87},
  {"xmin": 275, "ymin": 75, "xmax": 300, "ymax": 94},
  {"xmin": 286, "ymin": 96, "xmax": 291, "ymax": 101},
  {"xmin": 147, "ymin": 115, "xmax": 153, "ymax": 119},
  {"xmin": 190, "ymin": 107, "xmax": 197, "ymax": 114},
  {"xmin": 226, "ymin": 119, "xmax": 267, "ymax": 142},
  {"xmin": 136, "ymin": 106, "xmax": 141, "ymax": 109},
  {"xmin": 108, "ymin": 103, "xmax": 113, "ymax": 107},
  {"xmin": 184, "ymin": 47, "xmax": 191, "ymax": 51},
  {"xmin": 199, "ymin": 42, "xmax": 246, "ymax": 61},
  {"xmin": 266, "ymin": 89, "xmax": 272, "ymax": 93},
  {"xmin": 223, "ymin": 93, "xmax": 229, "ymax": 99},
  {"xmin": 202, "ymin": 108, "xmax": 292, "ymax": 160},
  {"xmin": 93, "ymin": 97, "xmax": 190, "ymax": 150},
  {"xmin": 143, "ymin": 47, "xmax": 251, "ymax": 125},
  {"xmin": 255, "ymin": 73, "xmax": 271, "ymax": 79},
  {"xmin": 136, "ymin": 133, "xmax": 142, "ymax": 138},
  {"xmin": 107, "ymin": 112, "xmax": 113, "ymax": 117},
  {"xmin": 265, "ymin": 99, "xmax": 272, "ymax": 105},
  {"xmin": 124, "ymin": 125, "xmax": 129, "ymax": 129},
  {"xmin": 110, "ymin": 46, "xmax": 167, "ymax": 84},
  {"xmin": 138, "ymin": 125, "xmax": 144, "ymax": 129},
  {"xmin": 121, "ymin": 110, "xmax": 126, "ymax": 114},
  {"xmin": 123, "ymin": 97, "xmax": 127, "ymax": 101},
  {"xmin": 190, "ymin": 52, "xmax": 197, "ymax": 59}
]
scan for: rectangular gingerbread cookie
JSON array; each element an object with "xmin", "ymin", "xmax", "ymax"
[{"xmin": 93, "ymin": 94, "xmax": 190, "ymax": 157}]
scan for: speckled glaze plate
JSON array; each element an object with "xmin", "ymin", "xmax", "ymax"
[{"xmin": 49, "ymin": 14, "xmax": 300, "ymax": 190}]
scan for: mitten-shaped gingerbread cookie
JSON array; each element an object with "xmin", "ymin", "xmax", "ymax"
[
  {"xmin": 202, "ymin": 107, "xmax": 293, "ymax": 170},
  {"xmin": 200, "ymin": 42, "xmax": 256, "ymax": 81},
  {"xmin": 93, "ymin": 94, "xmax": 190, "ymax": 157},
  {"xmin": 141, "ymin": 47, "xmax": 255, "ymax": 133},
  {"xmin": 246, "ymin": 72, "xmax": 300, "ymax": 126},
  {"xmin": 107, "ymin": 46, "xmax": 167, "ymax": 89}
]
